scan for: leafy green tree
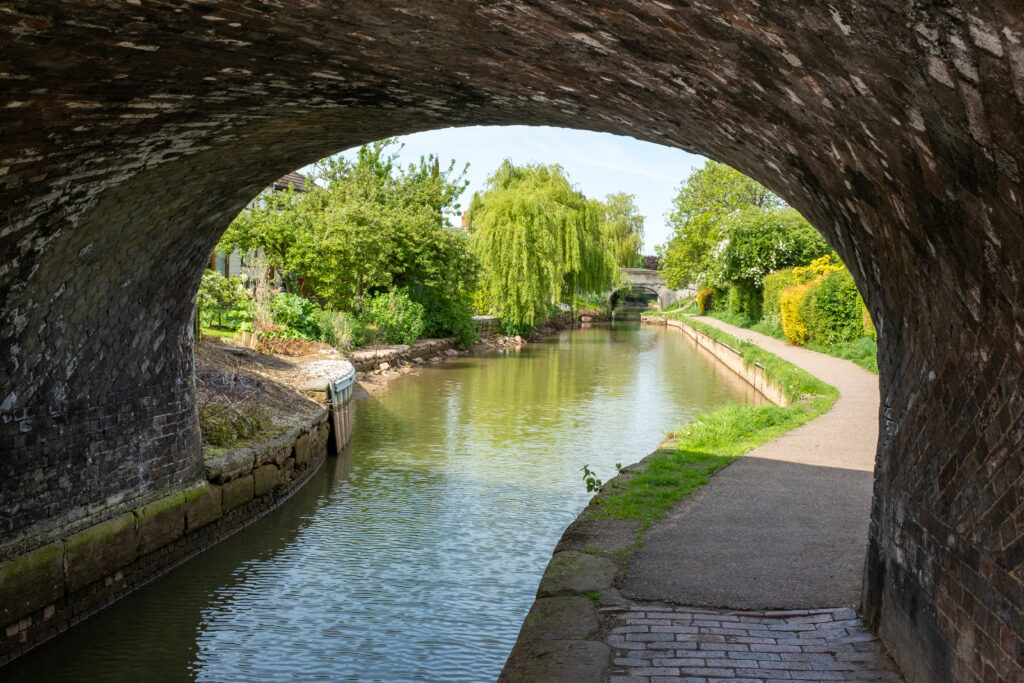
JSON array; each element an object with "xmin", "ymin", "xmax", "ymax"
[
  {"xmin": 220, "ymin": 184, "xmax": 312, "ymax": 294},
  {"xmin": 468, "ymin": 161, "xmax": 616, "ymax": 333},
  {"xmin": 197, "ymin": 270, "xmax": 250, "ymax": 328},
  {"xmin": 218, "ymin": 139, "xmax": 479, "ymax": 344},
  {"xmin": 598, "ymin": 192, "xmax": 645, "ymax": 268},
  {"xmin": 658, "ymin": 160, "xmax": 782, "ymax": 289},
  {"xmin": 713, "ymin": 207, "xmax": 831, "ymax": 318}
]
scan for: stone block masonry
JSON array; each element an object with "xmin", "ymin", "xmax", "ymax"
[
  {"xmin": 0, "ymin": 409, "xmax": 331, "ymax": 667},
  {"xmin": 2, "ymin": 2, "xmax": 1024, "ymax": 680}
]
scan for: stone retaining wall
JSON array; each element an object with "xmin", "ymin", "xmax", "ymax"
[
  {"xmin": 348, "ymin": 338, "xmax": 458, "ymax": 372},
  {"xmin": 642, "ymin": 315, "xmax": 787, "ymax": 407},
  {"xmin": 0, "ymin": 408, "xmax": 331, "ymax": 667}
]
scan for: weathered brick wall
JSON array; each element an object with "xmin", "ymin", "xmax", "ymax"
[{"xmin": 1, "ymin": 2, "xmax": 1022, "ymax": 680}]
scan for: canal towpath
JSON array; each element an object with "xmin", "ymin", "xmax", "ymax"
[
  {"xmin": 619, "ymin": 315, "xmax": 880, "ymax": 609},
  {"xmin": 606, "ymin": 315, "xmax": 899, "ymax": 681},
  {"xmin": 502, "ymin": 315, "xmax": 902, "ymax": 681}
]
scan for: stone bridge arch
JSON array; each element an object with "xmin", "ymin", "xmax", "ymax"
[
  {"xmin": 611, "ymin": 268, "xmax": 693, "ymax": 310},
  {"xmin": 2, "ymin": 3, "xmax": 1023, "ymax": 679}
]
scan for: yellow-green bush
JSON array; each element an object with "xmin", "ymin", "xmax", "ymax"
[
  {"xmin": 862, "ymin": 301, "xmax": 876, "ymax": 341},
  {"xmin": 761, "ymin": 268, "xmax": 801, "ymax": 329},
  {"xmin": 472, "ymin": 288, "xmax": 490, "ymax": 315},
  {"xmin": 780, "ymin": 283, "xmax": 812, "ymax": 345},
  {"xmin": 792, "ymin": 254, "xmax": 843, "ymax": 281},
  {"xmin": 800, "ymin": 269, "xmax": 863, "ymax": 344},
  {"xmin": 696, "ymin": 288, "xmax": 714, "ymax": 312}
]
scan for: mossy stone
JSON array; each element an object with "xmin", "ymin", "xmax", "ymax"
[
  {"xmin": 0, "ymin": 541, "xmax": 65, "ymax": 624},
  {"xmin": 293, "ymin": 434, "xmax": 311, "ymax": 466},
  {"xmin": 221, "ymin": 475, "xmax": 254, "ymax": 512},
  {"xmin": 65, "ymin": 513, "xmax": 138, "ymax": 592},
  {"xmin": 185, "ymin": 482, "xmax": 222, "ymax": 531},
  {"xmin": 536, "ymin": 550, "xmax": 617, "ymax": 598},
  {"xmin": 135, "ymin": 491, "xmax": 186, "ymax": 555},
  {"xmin": 517, "ymin": 596, "xmax": 599, "ymax": 642},
  {"xmin": 500, "ymin": 640, "xmax": 610, "ymax": 683},
  {"xmin": 253, "ymin": 464, "xmax": 281, "ymax": 496}
]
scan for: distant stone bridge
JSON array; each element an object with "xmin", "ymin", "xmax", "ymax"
[{"xmin": 610, "ymin": 268, "xmax": 693, "ymax": 310}]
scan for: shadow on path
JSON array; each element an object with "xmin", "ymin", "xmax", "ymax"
[{"xmin": 621, "ymin": 459, "xmax": 874, "ymax": 609}]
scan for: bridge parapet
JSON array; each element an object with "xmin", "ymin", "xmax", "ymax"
[{"xmin": 614, "ymin": 269, "xmax": 693, "ymax": 310}]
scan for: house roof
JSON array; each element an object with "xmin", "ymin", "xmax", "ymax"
[{"xmin": 271, "ymin": 171, "xmax": 306, "ymax": 192}]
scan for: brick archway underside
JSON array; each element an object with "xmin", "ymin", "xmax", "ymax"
[{"xmin": 2, "ymin": 2, "xmax": 1023, "ymax": 679}]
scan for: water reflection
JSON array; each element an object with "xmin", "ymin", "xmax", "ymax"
[{"xmin": 5, "ymin": 321, "xmax": 760, "ymax": 682}]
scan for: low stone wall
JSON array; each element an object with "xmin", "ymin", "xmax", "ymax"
[
  {"xmin": 472, "ymin": 315, "xmax": 500, "ymax": 333},
  {"xmin": 348, "ymin": 337, "xmax": 458, "ymax": 372},
  {"xmin": 642, "ymin": 315, "xmax": 788, "ymax": 406},
  {"xmin": 0, "ymin": 408, "xmax": 331, "ymax": 667}
]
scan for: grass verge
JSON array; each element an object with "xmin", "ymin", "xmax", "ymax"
[
  {"xmin": 585, "ymin": 315, "xmax": 838, "ymax": 531},
  {"xmin": 201, "ymin": 326, "xmax": 238, "ymax": 341},
  {"xmin": 700, "ymin": 309, "xmax": 879, "ymax": 374}
]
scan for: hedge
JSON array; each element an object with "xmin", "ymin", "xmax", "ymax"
[{"xmin": 696, "ymin": 288, "xmax": 714, "ymax": 313}]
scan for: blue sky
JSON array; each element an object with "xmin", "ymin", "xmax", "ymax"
[{"xmin": 318, "ymin": 126, "xmax": 707, "ymax": 253}]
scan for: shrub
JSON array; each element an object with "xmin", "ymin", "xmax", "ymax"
[
  {"xmin": 410, "ymin": 284, "xmax": 478, "ymax": 348},
  {"xmin": 792, "ymin": 254, "xmax": 843, "ymax": 281},
  {"xmin": 362, "ymin": 289, "xmax": 425, "ymax": 345},
  {"xmin": 317, "ymin": 309, "xmax": 363, "ymax": 351},
  {"xmin": 575, "ymin": 293, "xmax": 611, "ymax": 316},
  {"xmin": 862, "ymin": 301, "xmax": 877, "ymax": 341},
  {"xmin": 726, "ymin": 283, "xmax": 761, "ymax": 320},
  {"xmin": 271, "ymin": 292, "xmax": 323, "ymax": 340},
  {"xmin": 780, "ymin": 283, "xmax": 812, "ymax": 345},
  {"xmin": 801, "ymin": 269, "xmax": 862, "ymax": 345},
  {"xmin": 696, "ymin": 288, "xmax": 714, "ymax": 312},
  {"xmin": 761, "ymin": 267, "xmax": 800, "ymax": 330},
  {"xmin": 197, "ymin": 270, "xmax": 250, "ymax": 329}
]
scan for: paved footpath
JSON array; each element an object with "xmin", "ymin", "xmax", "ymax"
[{"xmin": 606, "ymin": 317, "xmax": 901, "ymax": 681}]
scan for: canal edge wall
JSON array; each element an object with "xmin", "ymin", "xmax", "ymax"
[
  {"xmin": 642, "ymin": 314, "xmax": 788, "ymax": 407},
  {"xmin": 499, "ymin": 314, "xmax": 792, "ymax": 682},
  {"xmin": 0, "ymin": 406, "xmax": 337, "ymax": 667}
]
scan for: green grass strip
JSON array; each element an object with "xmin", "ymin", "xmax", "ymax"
[
  {"xmin": 585, "ymin": 315, "xmax": 838, "ymax": 531},
  {"xmin": 201, "ymin": 326, "xmax": 238, "ymax": 340},
  {"xmin": 700, "ymin": 309, "xmax": 879, "ymax": 374}
]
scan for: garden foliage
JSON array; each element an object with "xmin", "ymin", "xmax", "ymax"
[
  {"xmin": 657, "ymin": 160, "xmax": 877, "ymax": 366},
  {"xmin": 218, "ymin": 138, "xmax": 479, "ymax": 345},
  {"xmin": 361, "ymin": 289, "xmax": 425, "ymax": 346},
  {"xmin": 696, "ymin": 288, "xmax": 714, "ymax": 313},
  {"xmin": 197, "ymin": 270, "xmax": 251, "ymax": 329}
]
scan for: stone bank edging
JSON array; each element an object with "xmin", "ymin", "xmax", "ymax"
[
  {"xmin": 643, "ymin": 314, "xmax": 788, "ymax": 406},
  {"xmin": 0, "ymin": 408, "xmax": 332, "ymax": 667},
  {"xmin": 498, "ymin": 315, "xmax": 793, "ymax": 682},
  {"xmin": 348, "ymin": 337, "xmax": 459, "ymax": 372}
]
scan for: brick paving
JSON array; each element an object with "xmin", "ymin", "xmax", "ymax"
[{"xmin": 603, "ymin": 604, "xmax": 902, "ymax": 682}]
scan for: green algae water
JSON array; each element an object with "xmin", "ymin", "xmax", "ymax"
[{"xmin": 3, "ymin": 319, "xmax": 763, "ymax": 682}]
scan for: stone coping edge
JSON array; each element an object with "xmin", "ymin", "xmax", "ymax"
[{"xmin": 204, "ymin": 406, "xmax": 329, "ymax": 483}]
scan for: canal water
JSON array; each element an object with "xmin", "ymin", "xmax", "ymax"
[{"xmin": 5, "ymin": 316, "xmax": 763, "ymax": 682}]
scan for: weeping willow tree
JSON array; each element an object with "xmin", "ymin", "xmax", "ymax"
[
  {"xmin": 467, "ymin": 161, "xmax": 616, "ymax": 332},
  {"xmin": 598, "ymin": 192, "xmax": 645, "ymax": 268}
]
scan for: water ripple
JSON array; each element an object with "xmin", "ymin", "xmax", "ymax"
[{"xmin": 4, "ymin": 323, "xmax": 760, "ymax": 683}]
